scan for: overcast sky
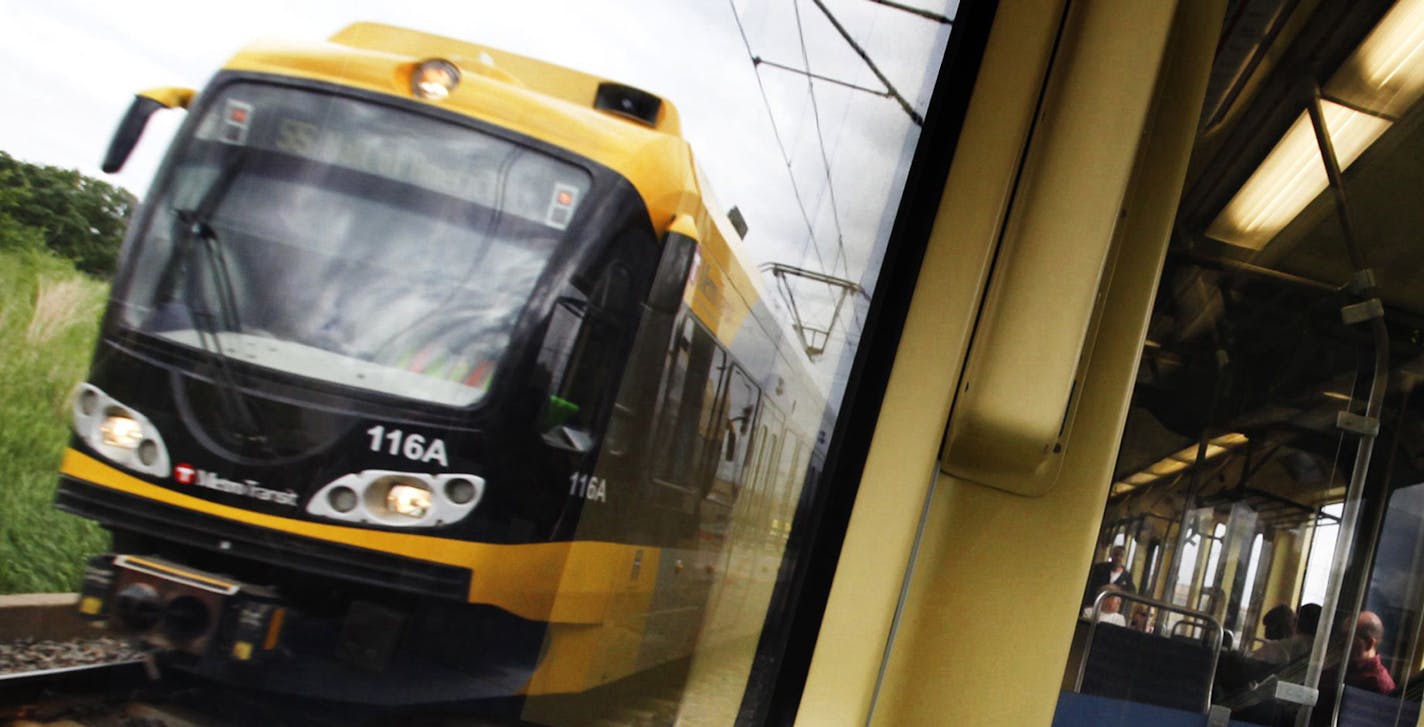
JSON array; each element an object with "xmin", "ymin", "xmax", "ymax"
[{"xmin": 0, "ymin": 0, "xmax": 955, "ymax": 387}]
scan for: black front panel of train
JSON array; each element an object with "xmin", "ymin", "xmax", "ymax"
[{"xmin": 77, "ymin": 74, "xmax": 665, "ymax": 548}]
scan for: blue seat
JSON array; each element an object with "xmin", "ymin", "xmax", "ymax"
[
  {"xmin": 1337, "ymin": 686, "xmax": 1420, "ymax": 727},
  {"xmin": 1078, "ymin": 626, "xmax": 1215, "ymax": 714}
]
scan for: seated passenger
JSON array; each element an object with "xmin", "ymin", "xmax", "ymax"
[
  {"xmin": 1310, "ymin": 611, "xmax": 1395, "ymax": 726},
  {"xmin": 1082, "ymin": 585, "xmax": 1127, "ymax": 627},
  {"xmin": 1129, "ymin": 605, "xmax": 1153, "ymax": 633},
  {"xmin": 1298, "ymin": 603, "xmax": 1321, "ymax": 639},
  {"xmin": 1337, "ymin": 611, "xmax": 1395, "ymax": 694},
  {"xmin": 1252, "ymin": 604, "xmax": 1311, "ymax": 665},
  {"xmin": 1263, "ymin": 604, "xmax": 1296, "ymax": 641}
]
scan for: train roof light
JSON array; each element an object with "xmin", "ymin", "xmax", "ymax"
[
  {"xmin": 1149, "ymin": 459, "xmax": 1189, "ymax": 477},
  {"xmin": 1210, "ymin": 432, "xmax": 1250, "ymax": 447},
  {"xmin": 411, "ymin": 59, "xmax": 460, "ymax": 100},
  {"xmin": 1205, "ymin": 104, "xmax": 1388, "ymax": 249},
  {"xmin": 1208, "ymin": 0, "xmax": 1424, "ymax": 249}
]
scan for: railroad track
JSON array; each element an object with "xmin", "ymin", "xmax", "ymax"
[
  {"xmin": 0, "ymin": 594, "xmax": 688, "ymax": 726},
  {"xmin": 0, "ymin": 593, "xmax": 170, "ymax": 726}
]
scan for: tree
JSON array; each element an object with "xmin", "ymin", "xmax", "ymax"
[{"xmin": 0, "ymin": 151, "xmax": 136, "ymax": 277}]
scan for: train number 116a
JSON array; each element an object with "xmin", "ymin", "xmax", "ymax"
[
  {"xmin": 570, "ymin": 473, "xmax": 607, "ymax": 502},
  {"xmin": 366, "ymin": 426, "xmax": 449, "ymax": 467}
]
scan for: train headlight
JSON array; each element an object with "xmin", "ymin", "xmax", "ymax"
[
  {"xmin": 308, "ymin": 470, "xmax": 484, "ymax": 527},
  {"xmin": 411, "ymin": 59, "xmax": 460, "ymax": 100},
  {"xmin": 72, "ymin": 384, "xmax": 171, "ymax": 478},
  {"xmin": 385, "ymin": 483, "xmax": 432, "ymax": 519},
  {"xmin": 101, "ymin": 413, "xmax": 144, "ymax": 449}
]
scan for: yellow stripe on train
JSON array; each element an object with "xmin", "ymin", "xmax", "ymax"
[{"xmin": 60, "ymin": 448, "xmax": 657, "ymax": 626}]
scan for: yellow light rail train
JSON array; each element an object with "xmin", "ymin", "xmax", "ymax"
[{"xmin": 56, "ymin": 21, "xmax": 824, "ymax": 708}]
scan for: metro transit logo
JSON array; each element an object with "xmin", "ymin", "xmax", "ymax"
[
  {"xmin": 174, "ymin": 463, "xmax": 197, "ymax": 485},
  {"xmin": 170, "ymin": 462, "xmax": 298, "ymax": 507}
]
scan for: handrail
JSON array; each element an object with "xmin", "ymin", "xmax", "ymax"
[
  {"xmin": 1074, "ymin": 590, "xmax": 1224, "ymax": 714},
  {"xmin": 1171, "ymin": 615, "xmax": 1215, "ymax": 639}
]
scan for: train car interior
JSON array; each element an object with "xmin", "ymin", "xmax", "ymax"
[{"xmin": 1055, "ymin": 0, "xmax": 1424, "ymax": 724}]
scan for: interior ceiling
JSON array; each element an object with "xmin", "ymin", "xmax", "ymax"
[
  {"xmin": 1112, "ymin": 0, "xmax": 1423, "ymax": 502},
  {"xmin": 1261, "ymin": 109, "xmax": 1424, "ymax": 314}
]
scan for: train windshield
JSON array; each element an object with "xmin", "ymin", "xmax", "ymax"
[{"xmin": 113, "ymin": 82, "xmax": 593, "ymax": 407}]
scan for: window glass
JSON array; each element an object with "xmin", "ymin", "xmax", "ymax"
[
  {"xmin": 118, "ymin": 83, "xmax": 587, "ymax": 407},
  {"xmin": 1302, "ymin": 502, "xmax": 1345, "ymax": 606},
  {"xmin": 5, "ymin": 3, "xmax": 968, "ymax": 725},
  {"xmin": 1062, "ymin": 2, "xmax": 1424, "ymax": 725},
  {"xmin": 651, "ymin": 316, "xmax": 727, "ymax": 492}
]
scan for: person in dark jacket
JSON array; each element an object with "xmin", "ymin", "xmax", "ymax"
[{"xmin": 1081, "ymin": 545, "xmax": 1135, "ymax": 609}]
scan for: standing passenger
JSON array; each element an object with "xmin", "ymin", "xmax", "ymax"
[{"xmin": 1081, "ymin": 545, "xmax": 1135, "ymax": 609}]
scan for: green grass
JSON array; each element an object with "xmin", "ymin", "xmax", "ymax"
[{"xmin": 0, "ymin": 240, "xmax": 111, "ymax": 593}]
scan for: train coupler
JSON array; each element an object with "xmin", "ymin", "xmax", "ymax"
[{"xmin": 77, "ymin": 553, "xmax": 286, "ymax": 664}]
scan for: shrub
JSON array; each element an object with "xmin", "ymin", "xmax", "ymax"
[{"xmin": 0, "ymin": 151, "xmax": 136, "ymax": 278}]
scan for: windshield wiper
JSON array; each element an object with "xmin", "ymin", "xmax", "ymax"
[{"xmin": 167, "ymin": 152, "xmax": 270, "ymax": 451}]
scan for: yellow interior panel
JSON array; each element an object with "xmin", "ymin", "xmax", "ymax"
[
  {"xmin": 867, "ymin": 2, "xmax": 1223, "ymax": 724},
  {"xmin": 793, "ymin": 1, "xmax": 1068, "ymax": 721},
  {"xmin": 795, "ymin": 0, "xmax": 1225, "ymax": 724}
]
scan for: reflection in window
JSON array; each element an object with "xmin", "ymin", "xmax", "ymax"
[
  {"xmin": 1302, "ymin": 503, "xmax": 1344, "ymax": 606},
  {"xmin": 1058, "ymin": 0, "xmax": 1424, "ymax": 724}
]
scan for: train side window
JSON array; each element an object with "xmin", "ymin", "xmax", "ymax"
[
  {"xmin": 763, "ymin": 432, "xmax": 786, "ymax": 534},
  {"xmin": 1300, "ymin": 502, "xmax": 1344, "ymax": 605},
  {"xmin": 649, "ymin": 317, "xmax": 693, "ymax": 488},
  {"xmin": 711, "ymin": 365, "xmax": 760, "ymax": 501},
  {"xmin": 538, "ymin": 298, "xmax": 584, "ymax": 409},
  {"xmin": 742, "ymin": 404, "xmax": 785, "ymax": 534},
  {"xmin": 651, "ymin": 316, "xmax": 726, "ymax": 494},
  {"xmin": 559, "ymin": 263, "xmax": 634, "ymax": 424},
  {"xmin": 538, "ymin": 261, "xmax": 636, "ymax": 443},
  {"xmin": 1364, "ymin": 482, "xmax": 1424, "ymax": 705},
  {"xmin": 774, "ymin": 436, "xmax": 804, "ymax": 542}
]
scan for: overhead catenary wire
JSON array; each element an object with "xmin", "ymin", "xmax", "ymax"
[
  {"xmin": 728, "ymin": 0, "xmax": 857, "ymax": 351},
  {"xmin": 865, "ymin": 0, "xmax": 953, "ymax": 24},
  {"xmin": 727, "ymin": 0, "xmax": 939, "ymax": 352},
  {"xmin": 792, "ymin": 0, "xmax": 852, "ymax": 281},
  {"xmin": 727, "ymin": 0, "xmax": 833, "ymax": 280},
  {"xmin": 754, "ymin": 57, "xmax": 892, "ymax": 97},
  {"xmin": 810, "ymin": 0, "xmax": 924, "ymax": 126}
]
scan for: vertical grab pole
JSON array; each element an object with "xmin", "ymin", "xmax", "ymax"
[{"xmin": 1295, "ymin": 82, "xmax": 1390, "ymax": 727}]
